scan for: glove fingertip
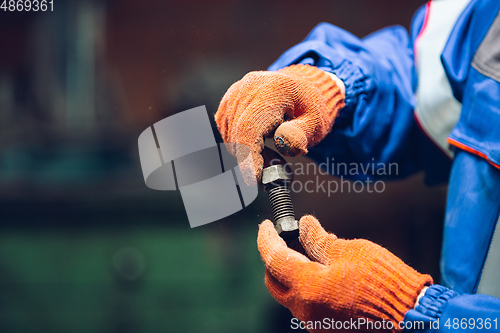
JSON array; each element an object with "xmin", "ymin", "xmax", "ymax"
[
  {"xmin": 299, "ymin": 215, "xmax": 323, "ymax": 237},
  {"xmin": 257, "ymin": 220, "xmax": 284, "ymax": 252},
  {"xmin": 258, "ymin": 219, "xmax": 275, "ymax": 232},
  {"xmin": 252, "ymin": 151, "xmax": 263, "ymax": 184},
  {"xmin": 299, "ymin": 215, "xmax": 337, "ymax": 263},
  {"xmin": 235, "ymin": 147, "xmax": 262, "ymax": 186},
  {"xmin": 274, "ymin": 122, "xmax": 308, "ymax": 157}
]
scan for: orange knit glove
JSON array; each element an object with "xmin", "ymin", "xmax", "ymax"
[
  {"xmin": 215, "ymin": 64, "xmax": 344, "ymax": 184},
  {"xmin": 257, "ymin": 216, "xmax": 433, "ymax": 332}
]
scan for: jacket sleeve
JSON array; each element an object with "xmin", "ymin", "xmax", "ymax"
[
  {"xmin": 404, "ymin": 285, "xmax": 500, "ymax": 332},
  {"xmin": 268, "ymin": 22, "xmax": 422, "ymax": 181}
]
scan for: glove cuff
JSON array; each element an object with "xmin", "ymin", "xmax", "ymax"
[
  {"xmin": 277, "ymin": 64, "xmax": 345, "ymax": 125},
  {"xmin": 360, "ymin": 253, "xmax": 434, "ymax": 330}
]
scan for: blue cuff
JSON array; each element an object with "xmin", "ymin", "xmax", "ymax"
[
  {"xmin": 417, "ymin": 285, "xmax": 459, "ymax": 319},
  {"xmin": 404, "ymin": 285, "xmax": 459, "ymax": 331},
  {"xmin": 322, "ymin": 60, "xmax": 370, "ymax": 117},
  {"xmin": 293, "ymin": 57, "xmax": 369, "ymax": 119}
]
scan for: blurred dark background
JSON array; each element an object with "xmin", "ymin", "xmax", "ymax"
[{"xmin": 0, "ymin": 1, "xmax": 446, "ymax": 332}]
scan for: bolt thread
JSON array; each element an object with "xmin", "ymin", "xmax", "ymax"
[{"xmin": 268, "ymin": 186, "xmax": 295, "ymax": 222}]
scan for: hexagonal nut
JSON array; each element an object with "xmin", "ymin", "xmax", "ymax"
[
  {"xmin": 261, "ymin": 164, "xmax": 293, "ymax": 188},
  {"xmin": 275, "ymin": 216, "xmax": 299, "ymax": 237}
]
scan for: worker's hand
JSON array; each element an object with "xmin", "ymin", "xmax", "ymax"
[
  {"xmin": 215, "ymin": 65, "xmax": 344, "ymax": 184},
  {"xmin": 257, "ymin": 216, "xmax": 432, "ymax": 332}
]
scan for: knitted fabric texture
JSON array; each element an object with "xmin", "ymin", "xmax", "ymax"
[
  {"xmin": 215, "ymin": 64, "xmax": 344, "ymax": 184},
  {"xmin": 257, "ymin": 216, "xmax": 433, "ymax": 333}
]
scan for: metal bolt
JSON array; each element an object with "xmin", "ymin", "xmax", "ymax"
[{"xmin": 261, "ymin": 164, "xmax": 299, "ymax": 241}]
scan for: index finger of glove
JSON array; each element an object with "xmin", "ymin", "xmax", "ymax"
[
  {"xmin": 235, "ymin": 146, "xmax": 262, "ymax": 186},
  {"xmin": 264, "ymin": 269, "xmax": 293, "ymax": 307},
  {"xmin": 257, "ymin": 220, "xmax": 310, "ymax": 287}
]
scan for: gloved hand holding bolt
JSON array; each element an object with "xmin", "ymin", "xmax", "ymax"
[
  {"xmin": 258, "ymin": 216, "xmax": 432, "ymax": 333},
  {"xmin": 215, "ymin": 64, "xmax": 345, "ymax": 185}
]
